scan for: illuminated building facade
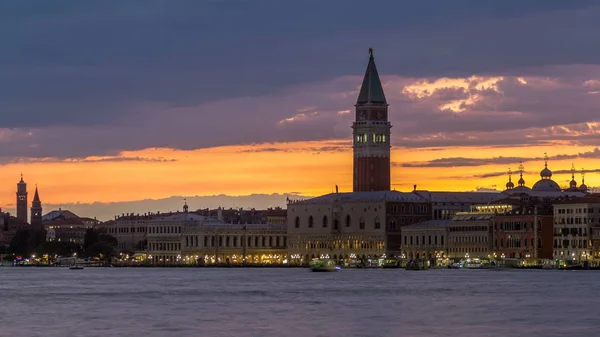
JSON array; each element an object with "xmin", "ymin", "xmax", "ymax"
[
  {"xmin": 552, "ymin": 198, "xmax": 600, "ymax": 262},
  {"xmin": 447, "ymin": 213, "xmax": 494, "ymax": 260},
  {"xmin": 146, "ymin": 206, "xmax": 287, "ymax": 265},
  {"xmin": 491, "ymin": 205, "xmax": 554, "ymax": 260},
  {"xmin": 400, "ymin": 219, "xmax": 450, "ymax": 265},
  {"xmin": 181, "ymin": 223, "xmax": 286, "ymax": 265},
  {"xmin": 286, "ymin": 191, "xmax": 430, "ymax": 264}
]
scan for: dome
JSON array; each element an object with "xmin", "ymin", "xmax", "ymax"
[
  {"xmin": 569, "ymin": 179, "xmax": 577, "ymax": 188},
  {"xmin": 504, "ymin": 185, "xmax": 532, "ymax": 195},
  {"xmin": 518, "ymin": 177, "xmax": 525, "ymax": 186},
  {"xmin": 532, "ymin": 179, "xmax": 561, "ymax": 192},
  {"xmin": 540, "ymin": 167, "xmax": 552, "ymax": 178},
  {"xmin": 580, "ymin": 183, "xmax": 588, "ymax": 192},
  {"xmin": 506, "ymin": 181, "xmax": 514, "ymax": 189}
]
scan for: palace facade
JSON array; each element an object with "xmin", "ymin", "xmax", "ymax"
[
  {"xmin": 286, "ymin": 191, "xmax": 430, "ymax": 264},
  {"xmin": 146, "ymin": 205, "xmax": 287, "ymax": 265}
]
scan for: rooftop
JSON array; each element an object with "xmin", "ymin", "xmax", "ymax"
[
  {"xmin": 290, "ymin": 191, "xmax": 425, "ymax": 205},
  {"xmin": 413, "ymin": 190, "xmax": 505, "ymax": 203},
  {"xmin": 402, "ymin": 219, "xmax": 452, "ymax": 229},
  {"xmin": 356, "ymin": 49, "xmax": 387, "ymax": 104},
  {"xmin": 452, "ymin": 213, "xmax": 495, "ymax": 221}
]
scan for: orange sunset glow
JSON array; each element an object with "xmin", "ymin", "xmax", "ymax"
[{"xmin": 1, "ymin": 140, "xmax": 598, "ymax": 217}]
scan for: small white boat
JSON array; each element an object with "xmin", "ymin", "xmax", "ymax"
[
  {"xmin": 464, "ymin": 261, "xmax": 482, "ymax": 269},
  {"xmin": 309, "ymin": 259, "xmax": 340, "ymax": 272}
]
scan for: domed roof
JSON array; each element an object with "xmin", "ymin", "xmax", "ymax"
[
  {"xmin": 569, "ymin": 179, "xmax": 577, "ymax": 188},
  {"xmin": 580, "ymin": 183, "xmax": 588, "ymax": 192},
  {"xmin": 540, "ymin": 167, "xmax": 552, "ymax": 178},
  {"xmin": 532, "ymin": 179, "xmax": 561, "ymax": 192},
  {"xmin": 518, "ymin": 176, "xmax": 525, "ymax": 185},
  {"xmin": 506, "ymin": 181, "xmax": 514, "ymax": 189},
  {"xmin": 504, "ymin": 185, "xmax": 532, "ymax": 195}
]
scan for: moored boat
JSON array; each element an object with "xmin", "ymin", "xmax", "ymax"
[
  {"xmin": 405, "ymin": 260, "xmax": 428, "ymax": 270},
  {"xmin": 309, "ymin": 259, "xmax": 340, "ymax": 272}
]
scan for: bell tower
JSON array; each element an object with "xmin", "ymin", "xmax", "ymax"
[
  {"xmin": 31, "ymin": 185, "xmax": 42, "ymax": 227},
  {"xmin": 16, "ymin": 174, "xmax": 28, "ymax": 223},
  {"xmin": 352, "ymin": 49, "xmax": 391, "ymax": 192}
]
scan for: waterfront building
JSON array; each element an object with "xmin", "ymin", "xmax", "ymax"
[
  {"xmin": 42, "ymin": 209, "xmax": 98, "ymax": 244},
  {"xmin": 146, "ymin": 204, "xmax": 287, "ymax": 265},
  {"xmin": 400, "ymin": 219, "xmax": 451, "ymax": 265},
  {"xmin": 286, "ymin": 191, "xmax": 430, "ymax": 264},
  {"xmin": 447, "ymin": 213, "xmax": 494, "ymax": 260},
  {"xmin": 181, "ymin": 222, "xmax": 286, "ymax": 265},
  {"xmin": 16, "ymin": 174, "xmax": 28, "ymax": 224},
  {"xmin": 491, "ymin": 203, "xmax": 554, "ymax": 260},
  {"xmin": 44, "ymin": 218, "xmax": 92, "ymax": 244},
  {"xmin": 98, "ymin": 213, "xmax": 156, "ymax": 252},
  {"xmin": 552, "ymin": 197, "xmax": 600, "ymax": 262}
]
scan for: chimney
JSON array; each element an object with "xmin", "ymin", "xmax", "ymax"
[{"xmin": 413, "ymin": 184, "xmax": 417, "ymax": 191}]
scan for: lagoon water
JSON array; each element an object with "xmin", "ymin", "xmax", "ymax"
[{"xmin": 1, "ymin": 268, "xmax": 599, "ymax": 337}]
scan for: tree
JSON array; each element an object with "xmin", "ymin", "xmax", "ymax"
[
  {"xmin": 83, "ymin": 229, "xmax": 99, "ymax": 251},
  {"xmin": 98, "ymin": 233, "xmax": 117, "ymax": 247},
  {"xmin": 82, "ymin": 229, "xmax": 117, "ymax": 258},
  {"xmin": 86, "ymin": 242, "xmax": 116, "ymax": 259},
  {"xmin": 8, "ymin": 228, "xmax": 46, "ymax": 257},
  {"xmin": 9, "ymin": 229, "xmax": 30, "ymax": 256}
]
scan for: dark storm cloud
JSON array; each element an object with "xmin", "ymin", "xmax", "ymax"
[{"xmin": 2, "ymin": 1, "xmax": 600, "ymax": 157}]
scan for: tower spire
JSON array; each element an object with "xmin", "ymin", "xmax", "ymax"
[
  {"xmin": 356, "ymin": 48, "xmax": 387, "ymax": 104},
  {"xmin": 580, "ymin": 168, "xmax": 588, "ymax": 192},
  {"xmin": 505, "ymin": 168, "xmax": 514, "ymax": 190},
  {"xmin": 518, "ymin": 161, "xmax": 525, "ymax": 187},
  {"xmin": 352, "ymin": 48, "xmax": 391, "ymax": 192}
]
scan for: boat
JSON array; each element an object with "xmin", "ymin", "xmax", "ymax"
[
  {"xmin": 405, "ymin": 260, "xmax": 428, "ymax": 270},
  {"xmin": 381, "ymin": 258, "xmax": 400, "ymax": 269},
  {"xmin": 69, "ymin": 265, "xmax": 84, "ymax": 270},
  {"xmin": 448, "ymin": 262, "xmax": 463, "ymax": 269},
  {"xmin": 463, "ymin": 261, "xmax": 483, "ymax": 269},
  {"xmin": 309, "ymin": 259, "xmax": 340, "ymax": 272}
]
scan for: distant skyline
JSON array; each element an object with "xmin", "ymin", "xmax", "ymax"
[{"xmin": 2, "ymin": 1, "xmax": 600, "ymax": 219}]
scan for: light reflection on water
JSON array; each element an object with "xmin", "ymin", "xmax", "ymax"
[{"xmin": 0, "ymin": 268, "xmax": 598, "ymax": 337}]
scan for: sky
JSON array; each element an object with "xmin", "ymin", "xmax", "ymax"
[{"xmin": 2, "ymin": 1, "xmax": 600, "ymax": 220}]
